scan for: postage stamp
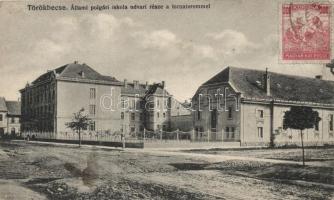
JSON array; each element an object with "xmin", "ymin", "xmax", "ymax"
[{"xmin": 281, "ymin": 2, "xmax": 331, "ymax": 62}]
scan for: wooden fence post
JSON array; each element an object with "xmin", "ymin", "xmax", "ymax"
[
  {"xmin": 160, "ymin": 129, "xmax": 162, "ymax": 141},
  {"xmin": 122, "ymin": 133, "xmax": 125, "ymax": 149},
  {"xmin": 176, "ymin": 129, "xmax": 179, "ymax": 141},
  {"xmin": 207, "ymin": 129, "xmax": 210, "ymax": 142}
]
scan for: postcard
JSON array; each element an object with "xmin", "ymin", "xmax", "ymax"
[{"xmin": 0, "ymin": 0, "xmax": 333, "ymax": 199}]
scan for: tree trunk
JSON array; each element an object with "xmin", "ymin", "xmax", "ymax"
[
  {"xmin": 300, "ymin": 129, "xmax": 305, "ymax": 166},
  {"xmin": 79, "ymin": 129, "xmax": 81, "ymax": 147}
]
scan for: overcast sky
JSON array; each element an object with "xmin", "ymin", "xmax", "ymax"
[{"xmin": 0, "ymin": 0, "xmax": 333, "ymax": 101}]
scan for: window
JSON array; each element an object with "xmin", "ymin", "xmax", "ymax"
[
  {"xmin": 11, "ymin": 118, "xmax": 15, "ymax": 123},
  {"xmin": 197, "ymin": 111, "xmax": 201, "ymax": 120},
  {"xmin": 257, "ymin": 110, "xmax": 264, "ymax": 118},
  {"xmin": 89, "ymin": 105, "xmax": 96, "ymax": 115},
  {"xmin": 315, "ymin": 121, "xmax": 319, "ymax": 131},
  {"xmin": 90, "ymin": 88, "xmax": 96, "ymax": 99},
  {"xmin": 157, "ymin": 124, "xmax": 161, "ymax": 130},
  {"xmin": 228, "ymin": 107, "xmax": 233, "ymax": 119},
  {"xmin": 162, "ymin": 125, "xmax": 166, "ymax": 131},
  {"xmin": 90, "ymin": 121, "xmax": 95, "ymax": 131},
  {"xmin": 211, "ymin": 109, "xmax": 217, "ymax": 129},
  {"xmin": 258, "ymin": 127, "xmax": 263, "ymax": 138},
  {"xmin": 121, "ymin": 112, "xmax": 124, "ymax": 119},
  {"xmin": 131, "ymin": 99, "xmax": 135, "ymax": 109},
  {"xmin": 163, "ymin": 113, "xmax": 166, "ymax": 118},
  {"xmin": 130, "ymin": 127, "xmax": 135, "ymax": 132},
  {"xmin": 157, "ymin": 112, "xmax": 160, "ymax": 118},
  {"xmin": 131, "ymin": 113, "xmax": 135, "ymax": 121},
  {"xmin": 231, "ymin": 127, "xmax": 235, "ymax": 138},
  {"xmin": 140, "ymin": 113, "xmax": 143, "ymax": 121},
  {"xmin": 0, "ymin": 114, "xmax": 2, "ymax": 121},
  {"xmin": 329, "ymin": 114, "xmax": 333, "ymax": 132},
  {"xmin": 225, "ymin": 127, "xmax": 235, "ymax": 139},
  {"xmin": 121, "ymin": 99, "xmax": 126, "ymax": 109},
  {"xmin": 225, "ymin": 127, "xmax": 229, "ymax": 138}
]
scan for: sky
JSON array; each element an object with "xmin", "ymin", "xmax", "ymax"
[{"xmin": 0, "ymin": 0, "xmax": 333, "ymax": 101}]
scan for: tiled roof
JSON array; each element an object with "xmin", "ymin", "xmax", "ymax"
[
  {"xmin": 32, "ymin": 63, "xmax": 121, "ymax": 85},
  {"xmin": 200, "ymin": 66, "xmax": 334, "ymax": 105},
  {"xmin": 0, "ymin": 97, "xmax": 7, "ymax": 112},
  {"xmin": 121, "ymin": 82, "xmax": 169, "ymax": 97},
  {"xmin": 5, "ymin": 101, "xmax": 21, "ymax": 115}
]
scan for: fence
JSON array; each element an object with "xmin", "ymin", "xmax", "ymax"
[{"xmin": 22, "ymin": 128, "xmax": 238, "ymax": 143}]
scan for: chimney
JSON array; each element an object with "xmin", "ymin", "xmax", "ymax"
[
  {"xmin": 145, "ymin": 81, "xmax": 149, "ymax": 90},
  {"xmin": 263, "ymin": 68, "xmax": 271, "ymax": 96},
  {"xmin": 133, "ymin": 80, "xmax": 139, "ymax": 89},
  {"xmin": 124, "ymin": 79, "xmax": 127, "ymax": 88},
  {"xmin": 161, "ymin": 81, "xmax": 165, "ymax": 89}
]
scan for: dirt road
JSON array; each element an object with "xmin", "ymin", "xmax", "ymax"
[{"xmin": 0, "ymin": 141, "xmax": 332, "ymax": 199}]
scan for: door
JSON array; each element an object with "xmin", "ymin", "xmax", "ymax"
[{"xmin": 211, "ymin": 109, "xmax": 217, "ymax": 140}]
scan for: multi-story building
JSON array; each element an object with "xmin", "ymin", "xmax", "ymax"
[
  {"xmin": 20, "ymin": 62, "xmax": 123, "ymax": 137},
  {"xmin": 0, "ymin": 97, "xmax": 21, "ymax": 136},
  {"xmin": 192, "ymin": 65, "xmax": 334, "ymax": 146},
  {"xmin": 120, "ymin": 79, "xmax": 172, "ymax": 135},
  {"xmin": 20, "ymin": 62, "xmax": 191, "ymax": 139},
  {"xmin": 0, "ymin": 97, "xmax": 7, "ymax": 135},
  {"xmin": 170, "ymin": 100, "xmax": 192, "ymax": 132}
]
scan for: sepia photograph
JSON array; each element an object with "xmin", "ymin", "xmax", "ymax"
[{"xmin": 0, "ymin": 0, "xmax": 333, "ymax": 199}]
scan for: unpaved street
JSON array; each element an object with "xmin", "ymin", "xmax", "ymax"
[{"xmin": 0, "ymin": 141, "xmax": 333, "ymax": 200}]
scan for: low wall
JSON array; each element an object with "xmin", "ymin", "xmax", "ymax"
[
  {"xmin": 241, "ymin": 141, "xmax": 334, "ymax": 147},
  {"xmin": 31, "ymin": 138, "xmax": 144, "ymax": 148},
  {"xmin": 143, "ymin": 140, "xmax": 241, "ymax": 148}
]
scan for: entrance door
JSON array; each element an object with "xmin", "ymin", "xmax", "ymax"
[{"xmin": 211, "ymin": 109, "xmax": 217, "ymax": 140}]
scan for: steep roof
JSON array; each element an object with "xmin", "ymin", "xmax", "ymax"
[
  {"xmin": 0, "ymin": 97, "xmax": 7, "ymax": 112},
  {"xmin": 5, "ymin": 101, "xmax": 21, "ymax": 115},
  {"xmin": 121, "ymin": 82, "xmax": 169, "ymax": 97},
  {"xmin": 201, "ymin": 66, "xmax": 334, "ymax": 105},
  {"xmin": 32, "ymin": 63, "xmax": 121, "ymax": 85}
]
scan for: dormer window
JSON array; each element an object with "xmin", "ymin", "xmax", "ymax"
[{"xmin": 79, "ymin": 71, "xmax": 85, "ymax": 78}]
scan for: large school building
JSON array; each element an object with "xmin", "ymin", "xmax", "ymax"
[{"xmin": 192, "ymin": 65, "xmax": 334, "ymax": 146}]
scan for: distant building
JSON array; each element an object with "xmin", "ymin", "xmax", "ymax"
[
  {"xmin": 192, "ymin": 66, "xmax": 334, "ymax": 146},
  {"xmin": 170, "ymin": 100, "xmax": 192, "ymax": 131},
  {"xmin": 120, "ymin": 79, "xmax": 195, "ymax": 135},
  {"xmin": 0, "ymin": 97, "xmax": 21, "ymax": 136},
  {"xmin": 120, "ymin": 79, "xmax": 172, "ymax": 134},
  {"xmin": 20, "ymin": 62, "xmax": 123, "ymax": 136}
]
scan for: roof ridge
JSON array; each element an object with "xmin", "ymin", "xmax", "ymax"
[
  {"xmin": 57, "ymin": 63, "xmax": 71, "ymax": 77},
  {"xmin": 81, "ymin": 63, "xmax": 102, "ymax": 75},
  {"xmin": 229, "ymin": 66, "xmax": 334, "ymax": 83}
]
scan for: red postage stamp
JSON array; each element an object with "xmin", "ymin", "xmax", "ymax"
[{"xmin": 281, "ymin": 3, "xmax": 331, "ymax": 61}]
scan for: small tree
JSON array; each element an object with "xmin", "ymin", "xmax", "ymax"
[
  {"xmin": 66, "ymin": 108, "xmax": 92, "ymax": 147},
  {"xmin": 283, "ymin": 106, "xmax": 321, "ymax": 166}
]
